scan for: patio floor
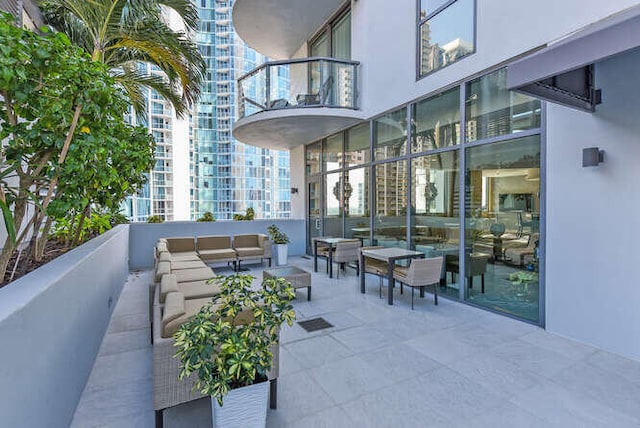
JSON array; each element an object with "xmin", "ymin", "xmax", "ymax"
[{"xmin": 73, "ymin": 256, "xmax": 640, "ymax": 427}]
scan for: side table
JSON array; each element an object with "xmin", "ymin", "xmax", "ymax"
[{"xmin": 263, "ymin": 266, "xmax": 312, "ymax": 301}]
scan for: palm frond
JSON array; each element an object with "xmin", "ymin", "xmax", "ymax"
[
  {"xmin": 115, "ymin": 69, "xmax": 185, "ymax": 116},
  {"xmin": 40, "ymin": 0, "xmax": 205, "ymax": 115}
]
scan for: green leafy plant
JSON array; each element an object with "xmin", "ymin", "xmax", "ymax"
[
  {"xmin": 147, "ymin": 215, "xmax": 164, "ymax": 223},
  {"xmin": 509, "ymin": 271, "xmax": 538, "ymax": 285},
  {"xmin": 50, "ymin": 211, "xmax": 113, "ymax": 244},
  {"xmin": 267, "ymin": 224, "xmax": 290, "ymax": 245},
  {"xmin": 174, "ymin": 273, "xmax": 296, "ymax": 406},
  {"xmin": 232, "ymin": 207, "xmax": 255, "ymax": 221},
  {"xmin": 108, "ymin": 208, "xmax": 130, "ymax": 227},
  {"xmin": 197, "ymin": 211, "xmax": 215, "ymax": 222},
  {"xmin": 0, "ymin": 13, "xmax": 155, "ymax": 276}
]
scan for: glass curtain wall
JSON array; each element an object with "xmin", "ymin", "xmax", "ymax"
[
  {"xmin": 345, "ymin": 167, "xmax": 370, "ymax": 242},
  {"xmin": 374, "ymin": 108, "xmax": 407, "ymax": 160},
  {"xmin": 418, "ymin": 0, "xmax": 475, "ymax": 77},
  {"xmin": 464, "ymin": 136, "xmax": 540, "ymax": 322},
  {"xmin": 374, "ymin": 160, "xmax": 408, "ymax": 248},
  {"xmin": 324, "ymin": 172, "xmax": 343, "ymax": 237},
  {"xmin": 411, "ymin": 151, "xmax": 459, "ymax": 298},
  {"xmin": 305, "ymin": 67, "xmax": 542, "ymax": 323}
]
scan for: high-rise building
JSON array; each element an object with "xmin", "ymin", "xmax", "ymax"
[
  {"xmin": 124, "ymin": 0, "xmax": 290, "ymax": 222},
  {"xmin": 122, "ymin": 63, "xmax": 190, "ymax": 222},
  {"xmin": 189, "ymin": 0, "xmax": 290, "ymax": 220}
]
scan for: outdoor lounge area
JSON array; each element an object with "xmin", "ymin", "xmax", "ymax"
[
  {"xmin": 72, "ymin": 254, "xmax": 640, "ymax": 427},
  {"xmin": 0, "ymin": 220, "xmax": 639, "ymax": 427},
  {"xmin": 4, "ymin": 0, "xmax": 640, "ymax": 426}
]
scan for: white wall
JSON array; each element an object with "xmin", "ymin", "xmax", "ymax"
[
  {"xmin": 172, "ymin": 113, "xmax": 191, "ymax": 220},
  {"xmin": 289, "ymin": 146, "xmax": 306, "ymax": 219},
  {"xmin": 351, "ymin": 0, "xmax": 640, "ymax": 119},
  {"xmin": 545, "ymin": 51, "xmax": 640, "ymax": 361}
]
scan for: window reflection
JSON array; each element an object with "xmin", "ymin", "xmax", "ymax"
[
  {"xmin": 306, "ymin": 141, "xmax": 321, "ymax": 175},
  {"xmin": 345, "ymin": 167, "xmax": 370, "ymax": 243},
  {"xmin": 464, "ymin": 136, "xmax": 540, "ymax": 322},
  {"xmin": 420, "ymin": 0, "xmax": 451, "ymax": 18},
  {"xmin": 374, "ymin": 108, "xmax": 407, "ymax": 161},
  {"xmin": 324, "ymin": 172, "xmax": 343, "ymax": 237},
  {"xmin": 374, "ymin": 161, "xmax": 408, "ymax": 248},
  {"xmin": 466, "ymin": 69, "xmax": 541, "ymax": 142},
  {"xmin": 323, "ymin": 133, "xmax": 343, "ymax": 171},
  {"xmin": 413, "ymin": 87, "xmax": 460, "ymax": 152},
  {"xmin": 411, "ymin": 151, "xmax": 460, "ymax": 298},
  {"xmin": 346, "ymin": 123, "xmax": 370, "ymax": 166},
  {"xmin": 419, "ymin": 0, "xmax": 475, "ymax": 76}
]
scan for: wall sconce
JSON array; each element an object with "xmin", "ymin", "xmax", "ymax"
[
  {"xmin": 582, "ymin": 147, "xmax": 605, "ymax": 167},
  {"xmin": 290, "ymin": 187, "xmax": 298, "ymax": 194}
]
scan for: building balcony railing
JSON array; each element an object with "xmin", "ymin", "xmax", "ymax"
[{"xmin": 238, "ymin": 57, "xmax": 359, "ymax": 119}]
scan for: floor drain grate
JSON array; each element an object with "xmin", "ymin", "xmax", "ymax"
[{"xmin": 298, "ymin": 317, "xmax": 333, "ymax": 332}]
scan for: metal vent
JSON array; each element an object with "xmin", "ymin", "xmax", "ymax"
[{"xmin": 298, "ymin": 317, "xmax": 333, "ymax": 332}]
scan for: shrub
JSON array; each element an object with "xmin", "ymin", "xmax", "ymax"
[
  {"xmin": 233, "ymin": 207, "xmax": 255, "ymax": 221},
  {"xmin": 197, "ymin": 211, "xmax": 215, "ymax": 222},
  {"xmin": 174, "ymin": 273, "xmax": 296, "ymax": 406},
  {"xmin": 147, "ymin": 215, "xmax": 164, "ymax": 223}
]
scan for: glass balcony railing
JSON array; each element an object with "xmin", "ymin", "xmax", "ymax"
[{"xmin": 238, "ymin": 57, "xmax": 360, "ymax": 118}]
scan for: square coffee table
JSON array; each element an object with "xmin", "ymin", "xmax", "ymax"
[{"xmin": 263, "ymin": 266, "xmax": 312, "ymax": 301}]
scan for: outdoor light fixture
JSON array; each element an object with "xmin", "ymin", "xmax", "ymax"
[
  {"xmin": 582, "ymin": 147, "xmax": 605, "ymax": 167},
  {"xmin": 290, "ymin": 187, "xmax": 298, "ymax": 194}
]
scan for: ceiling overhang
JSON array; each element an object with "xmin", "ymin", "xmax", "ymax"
[
  {"xmin": 507, "ymin": 5, "xmax": 640, "ymax": 112},
  {"xmin": 233, "ymin": 108, "xmax": 366, "ymax": 150},
  {"xmin": 232, "ymin": 0, "xmax": 346, "ymax": 59}
]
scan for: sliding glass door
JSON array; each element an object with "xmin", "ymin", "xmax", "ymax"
[{"xmin": 464, "ymin": 136, "xmax": 541, "ymax": 322}]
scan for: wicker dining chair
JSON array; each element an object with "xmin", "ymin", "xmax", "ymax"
[{"xmin": 393, "ymin": 256, "xmax": 443, "ymax": 309}]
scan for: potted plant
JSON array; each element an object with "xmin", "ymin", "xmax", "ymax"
[
  {"xmin": 267, "ymin": 224, "xmax": 290, "ymax": 266},
  {"xmin": 174, "ymin": 273, "xmax": 296, "ymax": 427}
]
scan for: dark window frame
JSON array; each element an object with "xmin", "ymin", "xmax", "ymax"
[{"xmin": 416, "ymin": 0, "xmax": 477, "ymax": 80}]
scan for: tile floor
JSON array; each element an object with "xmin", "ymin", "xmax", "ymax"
[{"xmin": 72, "ymin": 257, "xmax": 640, "ymax": 427}]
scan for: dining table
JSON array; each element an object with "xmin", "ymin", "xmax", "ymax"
[
  {"xmin": 313, "ymin": 237, "xmax": 355, "ymax": 278},
  {"xmin": 359, "ymin": 247, "xmax": 425, "ymax": 305}
]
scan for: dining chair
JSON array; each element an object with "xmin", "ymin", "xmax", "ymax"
[
  {"xmin": 332, "ymin": 239, "xmax": 362, "ymax": 278},
  {"xmin": 313, "ymin": 236, "xmax": 332, "ymax": 273},
  {"xmin": 393, "ymin": 257, "xmax": 443, "ymax": 309},
  {"xmin": 359, "ymin": 246, "xmax": 388, "ymax": 298}
]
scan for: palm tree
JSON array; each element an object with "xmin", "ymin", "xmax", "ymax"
[{"xmin": 40, "ymin": 0, "xmax": 206, "ymax": 117}]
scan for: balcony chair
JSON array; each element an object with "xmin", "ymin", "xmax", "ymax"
[
  {"xmin": 268, "ymin": 98, "xmax": 290, "ymax": 109},
  {"xmin": 296, "ymin": 75, "xmax": 334, "ymax": 106},
  {"xmin": 393, "ymin": 257, "xmax": 443, "ymax": 309},
  {"xmin": 331, "ymin": 239, "xmax": 362, "ymax": 279}
]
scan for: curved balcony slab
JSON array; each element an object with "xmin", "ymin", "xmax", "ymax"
[
  {"xmin": 233, "ymin": 108, "xmax": 366, "ymax": 150},
  {"xmin": 232, "ymin": 0, "xmax": 345, "ymax": 59}
]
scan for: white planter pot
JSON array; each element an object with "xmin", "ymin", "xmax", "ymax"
[
  {"xmin": 211, "ymin": 380, "xmax": 269, "ymax": 428},
  {"xmin": 274, "ymin": 244, "xmax": 288, "ymax": 266}
]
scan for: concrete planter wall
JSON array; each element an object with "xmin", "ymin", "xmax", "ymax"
[{"xmin": 0, "ymin": 225, "xmax": 130, "ymax": 427}]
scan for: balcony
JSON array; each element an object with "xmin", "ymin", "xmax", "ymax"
[
  {"xmin": 232, "ymin": 0, "xmax": 345, "ymax": 59},
  {"xmin": 234, "ymin": 57, "xmax": 365, "ymax": 150}
]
